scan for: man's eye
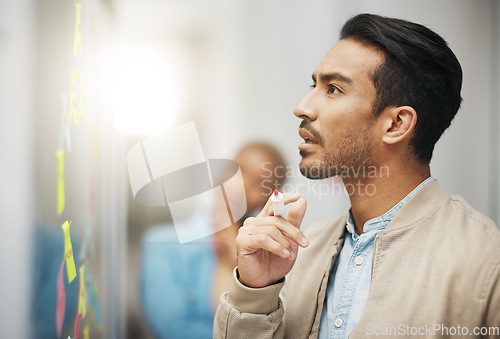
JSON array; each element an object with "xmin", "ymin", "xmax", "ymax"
[
  {"xmin": 310, "ymin": 84, "xmax": 316, "ymax": 89},
  {"xmin": 328, "ymin": 84, "xmax": 340, "ymax": 94}
]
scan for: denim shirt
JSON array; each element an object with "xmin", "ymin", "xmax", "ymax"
[{"xmin": 318, "ymin": 177, "xmax": 435, "ymax": 339}]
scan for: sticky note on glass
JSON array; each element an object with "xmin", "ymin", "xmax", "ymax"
[
  {"xmin": 56, "ymin": 150, "xmax": 65, "ymax": 215},
  {"xmin": 77, "ymin": 265, "xmax": 87, "ymax": 318},
  {"xmin": 74, "ymin": 313, "xmax": 82, "ymax": 339},
  {"xmin": 56, "ymin": 262, "xmax": 66, "ymax": 338},
  {"xmin": 73, "ymin": 3, "xmax": 82, "ymax": 56},
  {"xmin": 62, "ymin": 221, "xmax": 77, "ymax": 283},
  {"xmin": 69, "ymin": 70, "xmax": 79, "ymax": 125}
]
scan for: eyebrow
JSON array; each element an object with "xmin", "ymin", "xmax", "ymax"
[{"xmin": 312, "ymin": 72, "xmax": 353, "ymax": 85}]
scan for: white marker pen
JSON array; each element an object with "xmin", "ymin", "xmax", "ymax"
[{"xmin": 271, "ymin": 189, "xmax": 286, "ymax": 218}]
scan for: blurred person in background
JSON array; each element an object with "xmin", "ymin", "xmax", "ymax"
[{"xmin": 139, "ymin": 142, "xmax": 286, "ymax": 338}]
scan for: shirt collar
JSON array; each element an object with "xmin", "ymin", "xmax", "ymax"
[{"xmin": 346, "ymin": 176, "xmax": 435, "ymax": 236}]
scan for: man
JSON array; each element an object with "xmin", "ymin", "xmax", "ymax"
[
  {"xmin": 214, "ymin": 14, "xmax": 500, "ymax": 338},
  {"xmin": 140, "ymin": 142, "xmax": 286, "ymax": 338}
]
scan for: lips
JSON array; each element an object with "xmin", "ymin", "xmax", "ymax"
[{"xmin": 299, "ymin": 128, "xmax": 319, "ymax": 144}]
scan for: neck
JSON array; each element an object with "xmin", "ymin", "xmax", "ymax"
[{"xmin": 343, "ymin": 162, "xmax": 430, "ymax": 235}]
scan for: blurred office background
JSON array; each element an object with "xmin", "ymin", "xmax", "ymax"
[{"xmin": 1, "ymin": 0, "xmax": 499, "ymax": 338}]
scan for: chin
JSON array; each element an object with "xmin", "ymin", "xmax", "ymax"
[
  {"xmin": 299, "ymin": 159, "xmax": 323, "ymax": 180},
  {"xmin": 299, "ymin": 155, "xmax": 339, "ymax": 180},
  {"xmin": 299, "ymin": 155, "xmax": 312, "ymax": 171}
]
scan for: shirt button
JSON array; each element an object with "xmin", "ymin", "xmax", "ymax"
[
  {"xmin": 355, "ymin": 256, "xmax": 363, "ymax": 265},
  {"xmin": 335, "ymin": 318, "xmax": 343, "ymax": 327}
]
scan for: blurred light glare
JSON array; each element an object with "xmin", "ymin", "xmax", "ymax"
[{"xmin": 112, "ymin": 45, "xmax": 179, "ymax": 135}]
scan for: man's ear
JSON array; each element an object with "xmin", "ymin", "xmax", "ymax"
[{"xmin": 381, "ymin": 106, "xmax": 417, "ymax": 145}]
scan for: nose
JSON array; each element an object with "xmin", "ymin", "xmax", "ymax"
[{"xmin": 293, "ymin": 89, "xmax": 318, "ymax": 121}]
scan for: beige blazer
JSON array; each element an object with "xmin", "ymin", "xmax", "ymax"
[{"xmin": 214, "ymin": 181, "xmax": 500, "ymax": 338}]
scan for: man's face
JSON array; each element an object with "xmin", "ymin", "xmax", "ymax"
[{"xmin": 294, "ymin": 39, "xmax": 384, "ymax": 180}]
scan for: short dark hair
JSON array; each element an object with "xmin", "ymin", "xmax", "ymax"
[{"xmin": 340, "ymin": 13, "xmax": 463, "ymax": 163}]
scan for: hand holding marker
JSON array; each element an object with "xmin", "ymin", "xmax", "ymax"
[{"xmin": 235, "ymin": 190, "xmax": 308, "ymax": 288}]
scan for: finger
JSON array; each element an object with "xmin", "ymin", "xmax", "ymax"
[
  {"xmin": 237, "ymin": 233, "xmax": 293, "ymax": 259},
  {"xmin": 258, "ymin": 192, "xmax": 302, "ymax": 217},
  {"xmin": 239, "ymin": 223, "xmax": 298, "ymax": 258},
  {"xmin": 245, "ymin": 225, "xmax": 294, "ymax": 253},
  {"xmin": 287, "ymin": 197, "xmax": 309, "ymax": 246},
  {"xmin": 250, "ymin": 216, "xmax": 308, "ymax": 247},
  {"xmin": 242, "ymin": 217, "xmax": 256, "ymax": 228},
  {"xmin": 287, "ymin": 197, "xmax": 307, "ymax": 228}
]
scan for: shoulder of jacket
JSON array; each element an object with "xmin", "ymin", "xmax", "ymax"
[{"xmin": 447, "ymin": 194, "xmax": 499, "ymax": 237}]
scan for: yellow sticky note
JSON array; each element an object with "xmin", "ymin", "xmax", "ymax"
[
  {"xmin": 62, "ymin": 221, "xmax": 77, "ymax": 283},
  {"xmin": 69, "ymin": 70, "xmax": 79, "ymax": 125},
  {"xmin": 56, "ymin": 150, "xmax": 65, "ymax": 215},
  {"xmin": 78, "ymin": 74, "xmax": 87, "ymax": 123},
  {"xmin": 83, "ymin": 324, "xmax": 89, "ymax": 339},
  {"xmin": 73, "ymin": 3, "xmax": 82, "ymax": 56},
  {"xmin": 78, "ymin": 265, "xmax": 87, "ymax": 318}
]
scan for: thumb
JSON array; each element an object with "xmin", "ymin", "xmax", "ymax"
[{"xmin": 286, "ymin": 197, "xmax": 307, "ymax": 229}]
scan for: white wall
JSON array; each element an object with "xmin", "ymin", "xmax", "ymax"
[{"xmin": 0, "ymin": 0, "xmax": 34, "ymax": 337}]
